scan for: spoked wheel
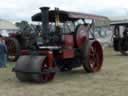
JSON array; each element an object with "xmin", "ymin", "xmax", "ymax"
[
  {"xmin": 82, "ymin": 40, "xmax": 103, "ymax": 73},
  {"xmin": 5, "ymin": 38, "xmax": 20, "ymax": 61},
  {"xmin": 32, "ymin": 57, "xmax": 56, "ymax": 83}
]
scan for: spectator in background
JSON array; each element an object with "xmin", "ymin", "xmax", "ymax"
[{"xmin": 0, "ymin": 35, "xmax": 7, "ymax": 68}]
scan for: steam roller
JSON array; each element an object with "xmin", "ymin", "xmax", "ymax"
[{"xmin": 13, "ymin": 7, "xmax": 104, "ymax": 83}]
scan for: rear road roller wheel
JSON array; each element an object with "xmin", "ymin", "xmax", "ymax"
[
  {"xmin": 82, "ymin": 40, "xmax": 103, "ymax": 73},
  {"xmin": 32, "ymin": 57, "xmax": 56, "ymax": 83}
]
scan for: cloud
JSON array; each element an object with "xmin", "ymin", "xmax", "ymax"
[{"xmin": 0, "ymin": 0, "xmax": 128, "ymax": 21}]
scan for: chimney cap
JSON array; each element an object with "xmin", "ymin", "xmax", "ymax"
[{"xmin": 40, "ymin": 7, "xmax": 49, "ymax": 11}]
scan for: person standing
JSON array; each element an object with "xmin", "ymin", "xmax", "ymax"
[{"xmin": 0, "ymin": 35, "xmax": 7, "ymax": 68}]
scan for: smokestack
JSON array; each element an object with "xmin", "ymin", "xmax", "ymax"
[{"xmin": 40, "ymin": 7, "xmax": 49, "ymax": 41}]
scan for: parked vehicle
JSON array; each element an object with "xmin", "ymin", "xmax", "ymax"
[
  {"xmin": 4, "ymin": 25, "xmax": 38, "ymax": 61},
  {"xmin": 111, "ymin": 21, "xmax": 128, "ymax": 55}
]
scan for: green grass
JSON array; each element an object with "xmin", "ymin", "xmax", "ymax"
[{"xmin": 0, "ymin": 48, "xmax": 128, "ymax": 96}]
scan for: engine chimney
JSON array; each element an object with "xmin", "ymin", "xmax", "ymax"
[{"xmin": 40, "ymin": 7, "xmax": 49, "ymax": 42}]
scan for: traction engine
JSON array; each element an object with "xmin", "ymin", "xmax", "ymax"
[{"xmin": 13, "ymin": 7, "xmax": 104, "ymax": 83}]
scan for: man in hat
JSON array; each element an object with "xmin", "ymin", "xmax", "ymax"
[{"xmin": 0, "ymin": 35, "xmax": 7, "ymax": 68}]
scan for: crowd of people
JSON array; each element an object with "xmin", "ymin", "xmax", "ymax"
[{"xmin": 0, "ymin": 35, "xmax": 7, "ymax": 68}]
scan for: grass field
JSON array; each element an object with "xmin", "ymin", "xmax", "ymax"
[{"xmin": 0, "ymin": 48, "xmax": 128, "ymax": 96}]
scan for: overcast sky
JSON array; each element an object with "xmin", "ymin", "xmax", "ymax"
[{"xmin": 1, "ymin": 0, "xmax": 128, "ymax": 21}]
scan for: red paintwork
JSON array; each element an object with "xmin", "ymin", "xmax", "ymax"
[
  {"xmin": 40, "ymin": 56, "xmax": 55, "ymax": 82},
  {"xmin": 47, "ymin": 51, "xmax": 54, "ymax": 67},
  {"xmin": 76, "ymin": 25, "xmax": 88, "ymax": 48},
  {"xmin": 62, "ymin": 34, "xmax": 75, "ymax": 59},
  {"xmin": 76, "ymin": 36, "xmax": 86, "ymax": 48},
  {"xmin": 62, "ymin": 49, "xmax": 75, "ymax": 59},
  {"xmin": 9, "ymin": 33, "xmax": 17, "ymax": 37},
  {"xmin": 63, "ymin": 35, "xmax": 74, "ymax": 47},
  {"xmin": 20, "ymin": 50, "xmax": 29, "ymax": 55},
  {"xmin": 20, "ymin": 50, "xmax": 49, "ymax": 55}
]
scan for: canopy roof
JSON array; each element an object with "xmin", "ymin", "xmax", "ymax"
[
  {"xmin": 110, "ymin": 20, "xmax": 128, "ymax": 25},
  {"xmin": 32, "ymin": 10, "xmax": 108, "ymax": 22}
]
